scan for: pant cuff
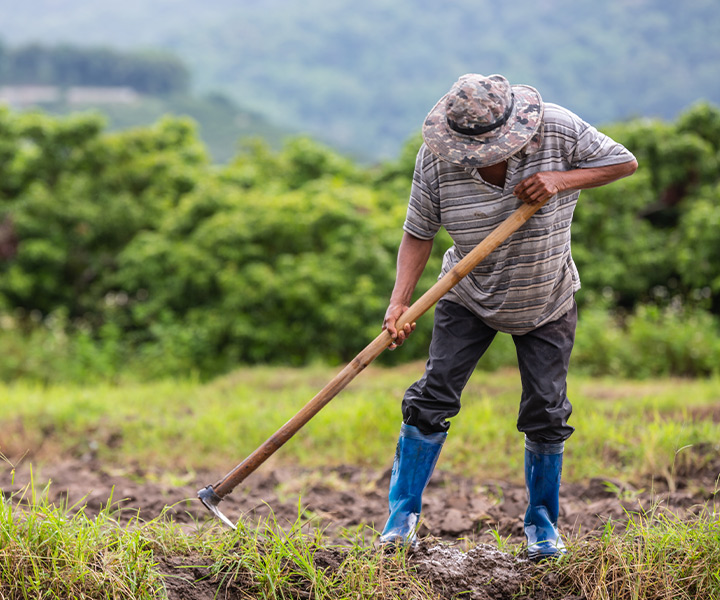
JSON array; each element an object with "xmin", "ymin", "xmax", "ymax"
[
  {"xmin": 525, "ymin": 436, "xmax": 564, "ymax": 455},
  {"xmin": 401, "ymin": 423, "xmax": 448, "ymax": 444}
]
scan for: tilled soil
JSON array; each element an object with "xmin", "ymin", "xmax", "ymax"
[{"xmin": 3, "ymin": 459, "xmax": 719, "ymax": 599}]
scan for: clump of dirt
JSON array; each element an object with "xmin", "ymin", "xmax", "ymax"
[
  {"xmin": 155, "ymin": 555, "xmax": 221, "ymax": 600},
  {"xmin": 410, "ymin": 543, "xmax": 537, "ymax": 600}
]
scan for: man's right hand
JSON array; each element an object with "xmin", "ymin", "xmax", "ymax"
[{"xmin": 383, "ymin": 302, "xmax": 416, "ymax": 350}]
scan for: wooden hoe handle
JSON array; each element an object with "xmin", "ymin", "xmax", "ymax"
[{"xmin": 208, "ymin": 199, "xmax": 547, "ymax": 499}]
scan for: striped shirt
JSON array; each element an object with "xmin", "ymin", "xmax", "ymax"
[{"xmin": 403, "ymin": 103, "xmax": 636, "ymax": 334}]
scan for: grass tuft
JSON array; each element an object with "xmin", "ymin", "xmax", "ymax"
[
  {"xmin": 194, "ymin": 507, "xmax": 435, "ymax": 599},
  {"xmin": 0, "ymin": 485, "xmax": 164, "ymax": 599},
  {"xmin": 555, "ymin": 505, "xmax": 720, "ymax": 600}
]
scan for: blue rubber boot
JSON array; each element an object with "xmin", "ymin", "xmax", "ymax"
[
  {"xmin": 524, "ymin": 438, "xmax": 566, "ymax": 561},
  {"xmin": 379, "ymin": 423, "xmax": 447, "ymax": 546}
]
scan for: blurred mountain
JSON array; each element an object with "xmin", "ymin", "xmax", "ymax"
[
  {"xmin": 0, "ymin": 42, "xmax": 290, "ymax": 163},
  {"xmin": 0, "ymin": 0, "xmax": 718, "ymax": 160}
]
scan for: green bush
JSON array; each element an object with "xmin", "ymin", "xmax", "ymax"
[{"xmin": 573, "ymin": 303, "xmax": 720, "ymax": 378}]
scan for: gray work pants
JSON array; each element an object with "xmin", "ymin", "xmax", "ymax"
[{"xmin": 402, "ymin": 299, "xmax": 576, "ymax": 443}]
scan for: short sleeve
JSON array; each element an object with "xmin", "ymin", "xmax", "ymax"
[
  {"xmin": 564, "ymin": 109, "xmax": 636, "ymax": 169},
  {"xmin": 403, "ymin": 145, "xmax": 442, "ymax": 240}
]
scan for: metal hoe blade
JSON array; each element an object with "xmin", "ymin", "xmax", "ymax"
[{"xmin": 197, "ymin": 485, "xmax": 237, "ymax": 530}]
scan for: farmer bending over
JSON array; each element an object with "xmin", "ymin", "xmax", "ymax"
[{"xmin": 380, "ymin": 73, "xmax": 638, "ymax": 560}]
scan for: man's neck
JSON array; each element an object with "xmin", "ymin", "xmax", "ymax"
[{"xmin": 477, "ymin": 161, "xmax": 508, "ymax": 187}]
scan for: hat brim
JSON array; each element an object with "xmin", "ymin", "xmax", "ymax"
[{"xmin": 422, "ymin": 84, "xmax": 543, "ymax": 168}]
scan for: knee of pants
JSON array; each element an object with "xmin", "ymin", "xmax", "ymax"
[
  {"xmin": 518, "ymin": 396, "xmax": 574, "ymax": 444},
  {"xmin": 401, "ymin": 382, "xmax": 458, "ymax": 434}
]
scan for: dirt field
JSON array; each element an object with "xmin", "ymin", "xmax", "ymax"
[{"xmin": 3, "ymin": 458, "xmax": 719, "ymax": 600}]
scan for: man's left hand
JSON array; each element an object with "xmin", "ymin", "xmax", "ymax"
[{"xmin": 514, "ymin": 172, "xmax": 566, "ymax": 204}]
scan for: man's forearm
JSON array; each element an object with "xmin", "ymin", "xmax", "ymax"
[
  {"xmin": 557, "ymin": 159, "xmax": 639, "ymax": 191},
  {"xmin": 390, "ymin": 232, "xmax": 434, "ymax": 305},
  {"xmin": 514, "ymin": 158, "xmax": 638, "ymax": 204}
]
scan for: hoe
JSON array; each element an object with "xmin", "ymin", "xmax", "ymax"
[{"xmin": 198, "ymin": 198, "xmax": 549, "ymax": 528}]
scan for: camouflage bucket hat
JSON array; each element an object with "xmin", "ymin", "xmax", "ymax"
[{"xmin": 422, "ymin": 73, "xmax": 543, "ymax": 168}]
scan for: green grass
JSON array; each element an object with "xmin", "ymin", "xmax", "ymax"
[
  {"xmin": 2, "ymin": 364, "xmax": 720, "ymax": 485},
  {"xmin": 0, "ymin": 476, "xmax": 164, "ymax": 599},
  {"xmin": 201, "ymin": 512, "xmax": 433, "ymax": 599}
]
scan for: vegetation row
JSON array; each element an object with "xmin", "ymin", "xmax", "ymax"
[{"xmin": 4, "ymin": 490, "xmax": 720, "ymax": 600}]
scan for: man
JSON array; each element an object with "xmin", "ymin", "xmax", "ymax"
[{"xmin": 379, "ymin": 73, "xmax": 637, "ymax": 560}]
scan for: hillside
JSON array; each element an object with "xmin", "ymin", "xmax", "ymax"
[
  {"xmin": 0, "ymin": 0, "xmax": 718, "ymax": 159},
  {"xmin": 0, "ymin": 42, "xmax": 291, "ymax": 162}
]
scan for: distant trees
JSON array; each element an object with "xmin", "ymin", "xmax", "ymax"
[{"xmin": 0, "ymin": 41, "xmax": 189, "ymax": 95}]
